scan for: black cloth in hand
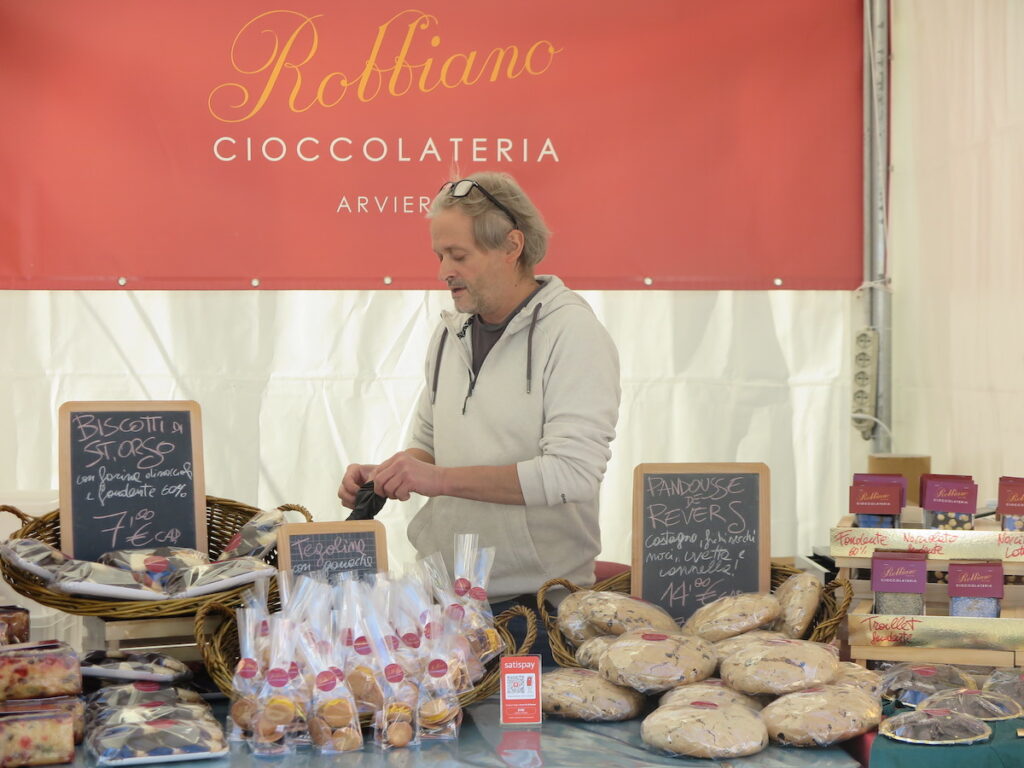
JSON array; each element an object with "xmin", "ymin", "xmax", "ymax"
[{"xmin": 346, "ymin": 480, "xmax": 386, "ymax": 521}]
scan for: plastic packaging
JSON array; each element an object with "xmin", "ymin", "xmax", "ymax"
[
  {"xmin": 577, "ymin": 591, "xmax": 680, "ymax": 637},
  {"xmin": 96, "ymin": 547, "xmax": 209, "ymax": 588},
  {"xmin": 917, "ymin": 688, "xmax": 1023, "ymax": 721},
  {"xmin": 760, "ymin": 684, "xmax": 882, "ymax": 746},
  {"xmin": 712, "ymin": 630, "xmax": 787, "ymax": 663},
  {"xmin": 682, "ymin": 593, "xmax": 782, "ymax": 642},
  {"xmin": 0, "ymin": 539, "xmax": 69, "ymax": 581},
  {"xmin": 416, "ymin": 607, "xmax": 462, "ymax": 740},
  {"xmin": 555, "ymin": 589, "xmax": 603, "ymax": 646},
  {"xmin": 878, "ymin": 708, "xmax": 992, "ymax": 745},
  {"xmin": 541, "ymin": 667, "xmax": 644, "ymax": 721},
  {"xmin": 0, "ymin": 711, "xmax": 75, "ymax": 767},
  {"xmin": 771, "ymin": 572, "xmax": 823, "ymax": 638},
  {"xmin": 982, "ymin": 667, "xmax": 1024, "ymax": 708},
  {"xmin": 87, "ymin": 719, "xmax": 227, "ymax": 765},
  {"xmin": 641, "ymin": 702, "xmax": 768, "ymax": 758},
  {"xmin": 452, "ymin": 535, "xmax": 503, "ymax": 666},
  {"xmin": 247, "ymin": 618, "xmax": 306, "ymax": 757},
  {"xmin": 81, "ymin": 651, "xmax": 191, "ymax": 683},
  {"xmin": 720, "ymin": 639, "xmax": 839, "ymax": 695},
  {"xmin": 216, "ymin": 507, "xmax": 285, "ymax": 561},
  {"xmin": 163, "ymin": 557, "xmax": 274, "ymax": 598},
  {"xmin": 51, "ymin": 561, "xmax": 166, "ymax": 601},
  {"xmin": 832, "ymin": 661, "xmax": 884, "ymax": 699},
  {"xmin": 658, "ymin": 678, "xmax": 764, "ymax": 711},
  {"xmin": 880, "ymin": 663, "xmax": 978, "ymax": 707},
  {"xmin": 597, "ymin": 630, "xmax": 716, "ymax": 694},
  {"xmin": 0, "ymin": 696, "xmax": 84, "ymax": 744},
  {"xmin": 574, "ymin": 635, "xmax": 616, "ymax": 670},
  {"xmin": 85, "ymin": 682, "xmax": 204, "ymax": 713},
  {"xmin": 0, "ymin": 607, "xmax": 30, "ymax": 644},
  {"xmin": 0, "ymin": 641, "xmax": 81, "ymax": 700}
]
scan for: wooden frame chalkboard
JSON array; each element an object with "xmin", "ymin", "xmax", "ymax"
[
  {"xmin": 276, "ymin": 521, "xmax": 387, "ymax": 578},
  {"xmin": 58, "ymin": 400, "xmax": 206, "ymax": 561},
  {"xmin": 631, "ymin": 462, "xmax": 770, "ymax": 624}
]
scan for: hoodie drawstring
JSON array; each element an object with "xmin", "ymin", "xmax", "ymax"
[
  {"xmin": 430, "ymin": 329, "xmax": 448, "ymax": 405},
  {"xmin": 526, "ymin": 303, "xmax": 541, "ymax": 394}
]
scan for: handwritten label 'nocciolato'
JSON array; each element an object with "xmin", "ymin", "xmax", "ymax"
[{"xmin": 631, "ymin": 464, "xmax": 770, "ymax": 624}]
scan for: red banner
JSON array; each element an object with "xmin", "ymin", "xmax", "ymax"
[{"xmin": 0, "ymin": 1, "xmax": 862, "ymax": 290}]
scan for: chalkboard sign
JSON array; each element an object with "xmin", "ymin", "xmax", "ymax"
[
  {"xmin": 58, "ymin": 401, "xmax": 206, "ymax": 561},
  {"xmin": 631, "ymin": 463, "xmax": 770, "ymax": 624},
  {"xmin": 276, "ymin": 521, "xmax": 387, "ymax": 578}
]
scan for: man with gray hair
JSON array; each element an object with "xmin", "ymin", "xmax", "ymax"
[{"xmin": 339, "ymin": 171, "xmax": 620, "ymax": 614}]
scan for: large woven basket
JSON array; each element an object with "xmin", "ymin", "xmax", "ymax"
[
  {"xmin": 195, "ymin": 598, "xmax": 536, "ymax": 724},
  {"xmin": 538, "ymin": 561, "xmax": 852, "ymax": 667},
  {"xmin": 0, "ymin": 497, "xmax": 310, "ymax": 620}
]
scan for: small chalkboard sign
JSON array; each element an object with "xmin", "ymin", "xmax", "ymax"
[
  {"xmin": 631, "ymin": 462, "xmax": 770, "ymax": 624},
  {"xmin": 276, "ymin": 521, "xmax": 387, "ymax": 578},
  {"xmin": 58, "ymin": 401, "xmax": 206, "ymax": 562}
]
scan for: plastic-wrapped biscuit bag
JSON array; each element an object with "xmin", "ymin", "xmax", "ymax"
[
  {"xmin": 248, "ymin": 618, "xmax": 307, "ymax": 758},
  {"xmin": 832, "ymin": 662, "xmax": 883, "ymax": 699},
  {"xmin": 761, "ymin": 685, "xmax": 882, "ymax": 746},
  {"xmin": 86, "ymin": 683, "xmax": 204, "ymax": 715},
  {"xmin": 879, "ymin": 708, "xmax": 991, "ymax": 745},
  {"xmin": 771, "ymin": 572, "xmax": 822, "ymax": 638},
  {"xmin": 917, "ymin": 688, "xmax": 1023, "ymax": 721},
  {"xmin": 451, "ymin": 535, "xmax": 504, "ymax": 665},
  {"xmin": 579, "ymin": 592, "xmax": 680, "ymax": 637},
  {"xmin": 982, "ymin": 667, "xmax": 1024, "ymax": 708},
  {"xmin": 81, "ymin": 651, "xmax": 191, "ymax": 683},
  {"xmin": 720, "ymin": 639, "xmax": 838, "ymax": 695},
  {"xmin": 416, "ymin": 608, "xmax": 463, "ymax": 741},
  {"xmin": 880, "ymin": 663, "xmax": 977, "ymax": 707},
  {"xmin": 87, "ymin": 718, "xmax": 227, "ymax": 765},
  {"xmin": 89, "ymin": 703, "xmax": 215, "ymax": 730},
  {"xmin": 541, "ymin": 667, "xmax": 644, "ymax": 721},
  {"xmin": 51, "ymin": 560, "xmax": 167, "ymax": 601},
  {"xmin": 642, "ymin": 702, "xmax": 768, "ymax": 758},
  {"xmin": 682, "ymin": 593, "xmax": 781, "ymax": 642},
  {"xmin": 97, "ymin": 547, "xmax": 209, "ymax": 589},
  {"xmin": 712, "ymin": 630, "xmax": 787, "ymax": 663},
  {"xmin": 574, "ymin": 635, "xmax": 616, "ymax": 670},
  {"xmin": 217, "ymin": 507, "xmax": 285, "ymax": 561},
  {"xmin": 556, "ymin": 590, "xmax": 604, "ymax": 646},
  {"xmin": 163, "ymin": 557, "xmax": 274, "ymax": 599},
  {"xmin": 0, "ymin": 539, "xmax": 69, "ymax": 581},
  {"xmin": 659, "ymin": 678, "xmax": 764, "ymax": 711},
  {"xmin": 598, "ymin": 630, "xmax": 716, "ymax": 694}
]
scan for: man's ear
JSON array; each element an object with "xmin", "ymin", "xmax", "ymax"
[{"xmin": 504, "ymin": 229, "xmax": 525, "ymax": 264}]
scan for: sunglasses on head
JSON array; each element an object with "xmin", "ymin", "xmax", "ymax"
[{"xmin": 440, "ymin": 179, "xmax": 519, "ymax": 231}]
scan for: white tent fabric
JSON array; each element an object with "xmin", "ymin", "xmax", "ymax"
[
  {"xmin": 889, "ymin": 0, "xmax": 1024, "ymax": 502},
  {"xmin": 1, "ymin": 289, "xmax": 854, "ymax": 567}
]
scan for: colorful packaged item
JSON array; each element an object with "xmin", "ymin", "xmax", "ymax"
[
  {"xmin": 982, "ymin": 667, "xmax": 1024, "ymax": 707},
  {"xmin": 416, "ymin": 608, "xmax": 463, "ymax": 739},
  {"xmin": 878, "ymin": 708, "xmax": 991, "ymax": 745},
  {"xmin": 88, "ymin": 703, "xmax": 215, "ymax": 729},
  {"xmin": 248, "ymin": 618, "xmax": 305, "ymax": 757},
  {"xmin": 0, "ymin": 540, "xmax": 69, "ymax": 581},
  {"xmin": 850, "ymin": 480, "xmax": 902, "ymax": 529},
  {"xmin": 50, "ymin": 561, "xmax": 166, "ymax": 601},
  {"xmin": 917, "ymin": 688, "xmax": 1023, "ymax": 721},
  {"xmin": 880, "ymin": 662, "xmax": 977, "ymax": 707},
  {"xmin": 85, "ymin": 682, "xmax": 204, "ymax": 713},
  {"xmin": 216, "ymin": 507, "xmax": 285, "ymax": 561},
  {"xmin": 947, "ymin": 561, "xmax": 1003, "ymax": 618},
  {"xmin": 871, "ymin": 551, "xmax": 927, "ymax": 615},
  {"xmin": 0, "ymin": 711, "xmax": 74, "ymax": 767},
  {"xmin": 97, "ymin": 547, "xmax": 209, "ymax": 588},
  {"xmin": 0, "ymin": 697, "xmax": 84, "ymax": 744},
  {"xmin": 87, "ymin": 719, "xmax": 227, "ymax": 765},
  {"xmin": 921, "ymin": 475, "xmax": 977, "ymax": 530},
  {"xmin": 0, "ymin": 607, "xmax": 30, "ymax": 644},
  {"xmin": 163, "ymin": 557, "xmax": 274, "ymax": 598},
  {"xmin": 451, "ymin": 534, "xmax": 504, "ymax": 665},
  {"xmin": 81, "ymin": 651, "xmax": 191, "ymax": 683},
  {"xmin": 997, "ymin": 476, "xmax": 1024, "ymax": 531},
  {"xmin": 0, "ymin": 641, "xmax": 81, "ymax": 700}
]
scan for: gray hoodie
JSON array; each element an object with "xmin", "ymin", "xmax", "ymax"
[{"xmin": 407, "ymin": 275, "xmax": 621, "ymax": 602}]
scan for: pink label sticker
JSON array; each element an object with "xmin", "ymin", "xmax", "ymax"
[
  {"xmin": 469, "ymin": 586, "xmax": 488, "ymax": 601},
  {"xmin": 384, "ymin": 663, "xmax": 404, "ymax": 683},
  {"xmin": 402, "ymin": 632, "xmax": 421, "ymax": 649},
  {"xmin": 923, "ymin": 709, "xmax": 953, "ymax": 716},
  {"xmin": 912, "ymin": 666, "xmax": 936, "ymax": 677},
  {"xmin": 453, "ymin": 578, "xmax": 471, "ymax": 596},
  {"xmin": 144, "ymin": 556, "xmax": 169, "ymax": 573},
  {"xmin": 133, "ymin": 681, "xmax": 161, "ymax": 691},
  {"xmin": 641, "ymin": 633, "xmax": 668, "ymax": 641},
  {"xmin": 428, "ymin": 659, "xmax": 449, "ymax": 678},
  {"xmin": 385, "ymin": 635, "xmax": 400, "ymax": 651},
  {"xmin": 423, "ymin": 622, "xmax": 436, "ymax": 640},
  {"xmin": 146, "ymin": 719, "xmax": 179, "ymax": 728},
  {"xmin": 140, "ymin": 701, "xmax": 162, "ymax": 709},
  {"xmin": 224, "ymin": 532, "xmax": 241, "ymax": 552},
  {"xmin": 690, "ymin": 701, "xmax": 718, "ymax": 709},
  {"xmin": 267, "ymin": 667, "xmax": 289, "ymax": 687},
  {"xmin": 331, "ymin": 666, "xmax": 345, "ymax": 683},
  {"xmin": 446, "ymin": 604, "xmax": 465, "ymax": 621},
  {"xmin": 316, "ymin": 670, "xmax": 336, "ymax": 692},
  {"xmin": 259, "ymin": 620, "xmax": 270, "ymax": 637},
  {"xmin": 237, "ymin": 657, "xmax": 258, "ymax": 679},
  {"xmin": 354, "ymin": 637, "xmax": 371, "ymax": 655},
  {"xmin": 288, "ymin": 661, "xmax": 299, "ymax": 679},
  {"xmin": 341, "ymin": 628, "xmax": 354, "ymax": 646}
]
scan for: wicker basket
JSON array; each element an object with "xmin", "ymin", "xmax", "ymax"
[
  {"xmin": 538, "ymin": 561, "xmax": 853, "ymax": 668},
  {"xmin": 195, "ymin": 598, "xmax": 537, "ymax": 724},
  {"xmin": 0, "ymin": 497, "xmax": 310, "ymax": 620}
]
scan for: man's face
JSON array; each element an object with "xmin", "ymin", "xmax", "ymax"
[{"xmin": 431, "ymin": 207, "xmax": 512, "ymax": 323}]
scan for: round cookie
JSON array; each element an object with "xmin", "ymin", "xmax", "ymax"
[
  {"xmin": 659, "ymin": 678, "xmax": 764, "ymax": 711},
  {"xmin": 713, "ymin": 630, "xmax": 787, "ymax": 663},
  {"xmin": 641, "ymin": 702, "xmax": 768, "ymax": 758},
  {"xmin": 761, "ymin": 685, "xmax": 881, "ymax": 746},
  {"xmin": 541, "ymin": 667, "xmax": 645, "ymax": 721},
  {"xmin": 556, "ymin": 590, "xmax": 604, "ymax": 646},
  {"xmin": 580, "ymin": 592, "xmax": 680, "ymax": 636},
  {"xmin": 683, "ymin": 593, "xmax": 781, "ymax": 642},
  {"xmin": 772, "ymin": 572, "xmax": 823, "ymax": 639},
  {"xmin": 575, "ymin": 635, "xmax": 616, "ymax": 670},
  {"xmin": 721, "ymin": 639, "xmax": 839, "ymax": 695},
  {"xmin": 598, "ymin": 630, "xmax": 716, "ymax": 694}
]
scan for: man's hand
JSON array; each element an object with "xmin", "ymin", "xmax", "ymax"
[
  {"xmin": 370, "ymin": 451, "xmax": 443, "ymax": 501},
  {"xmin": 337, "ymin": 463, "xmax": 377, "ymax": 509}
]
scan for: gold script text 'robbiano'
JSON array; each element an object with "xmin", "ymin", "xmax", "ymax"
[{"xmin": 208, "ymin": 9, "xmax": 564, "ymax": 123}]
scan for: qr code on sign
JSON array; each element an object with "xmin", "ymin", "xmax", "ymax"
[{"xmin": 504, "ymin": 672, "xmax": 536, "ymax": 700}]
